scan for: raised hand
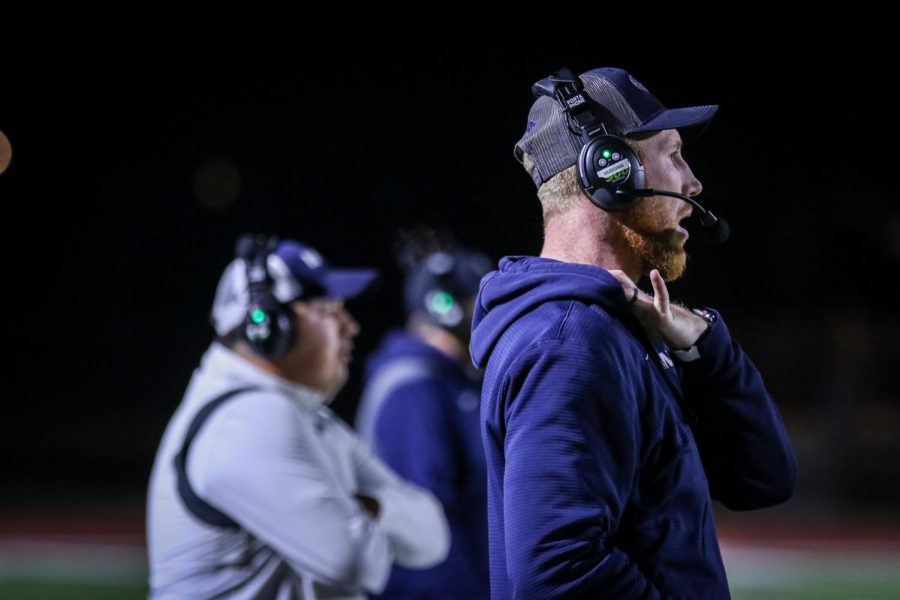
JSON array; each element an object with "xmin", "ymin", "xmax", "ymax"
[{"xmin": 608, "ymin": 269, "xmax": 708, "ymax": 350}]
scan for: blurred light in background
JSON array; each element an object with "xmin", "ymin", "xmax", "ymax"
[
  {"xmin": 0, "ymin": 130, "xmax": 12, "ymax": 175},
  {"xmin": 192, "ymin": 157, "xmax": 241, "ymax": 212}
]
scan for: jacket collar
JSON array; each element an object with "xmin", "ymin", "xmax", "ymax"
[{"xmin": 202, "ymin": 342, "xmax": 328, "ymax": 411}]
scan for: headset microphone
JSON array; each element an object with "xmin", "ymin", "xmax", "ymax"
[{"xmin": 629, "ymin": 189, "xmax": 730, "ymax": 244}]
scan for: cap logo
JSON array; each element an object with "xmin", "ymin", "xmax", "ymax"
[
  {"xmin": 268, "ymin": 254, "xmax": 304, "ymax": 302},
  {"xmin": 629, "ymin": 75, "xmax": 649, "ymax": 93},
  {"xmin": 299, "ymin": 248, "xmax": 323, "ymax": 269},
  {"xmin": 525, "ymin": 120, "xmax": 537, "ymax": 134}
]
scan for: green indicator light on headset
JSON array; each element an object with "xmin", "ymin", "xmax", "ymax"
[
  {"xmin": 430, "ymin": 291, "xmax": 455, "ymax": 315},
  {"xmin": 251, "ymin": 309, "xmax": 267, "ymax": 324},
  {"xmin": 601, "ymin": 149, "xmax": 612, "ymax": 159}
]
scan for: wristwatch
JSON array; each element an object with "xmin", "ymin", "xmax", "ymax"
[{"xmin": 671, "ymin": 308, "xmax": 717, "ymax": 362}]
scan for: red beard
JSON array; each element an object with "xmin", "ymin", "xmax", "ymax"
[{"xmin": 615, "ymin": 200, "xmax": 688, "ymax": 281}]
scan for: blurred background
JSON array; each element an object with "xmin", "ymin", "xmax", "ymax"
[{"xmin": 1, "ymin": 26, "xmax": 898, "ymax": 599}]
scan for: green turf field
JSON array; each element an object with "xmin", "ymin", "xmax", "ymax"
[
  {"xmin": 1, "ymin": 540, "xmax": 898, "ymax": 599},
  {"xmin": 725, "ymin": 542, "xmax": 900, "ymax": 599},
  {"xmin": 0, "ymin": 579, "xmax": 146, "ymax": 599}
]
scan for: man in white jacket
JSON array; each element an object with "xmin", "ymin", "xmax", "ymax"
[{"xmin": 147, "ymin": 234, "xmax": 450, "ymax": 599}]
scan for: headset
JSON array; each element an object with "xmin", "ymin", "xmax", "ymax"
[
  {"xmin": 235, "ymin": 234, "xmax": 296, "ymax": 360},
  {"xmin": 420, "ymin": 251, "xmax": 466, "ymax": 329},
  {"xmin": 405, "ymin": 247, "xmax": 492, "ymax": 336},
  {"xmin": 532, "ymin": 68, "xmax": 729, "ymax": 243}
]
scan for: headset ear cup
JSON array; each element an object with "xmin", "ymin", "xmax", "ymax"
[
  {"xmin": 240, "ymin": 236, "xmax": 297, "ymax": 361},
  {"xmin": 577, "ymin": 135, "xmax": 644, "ymax": 212},
  {"xmin": 242, "ymin": 297, "xmax": 296, "ymax": 361},
  {"xmin": 424, "ymin": 288, "xmax": 464, "ymax": 328},
  {"xmin": 417, "ymin": 252, "xmax": 463, "ymax": 330}
]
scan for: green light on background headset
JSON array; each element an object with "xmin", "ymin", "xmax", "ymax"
[
  {"xmin": 430, "ymin": 291, "xmax": 456, "ymax": 315},
  {"xmin": 251, "ymin": 309, "xmax": 267, "ymax": 324},
  {"xmin": 601, "ymin": 149, "xmax": 612, "ymax": 159}
]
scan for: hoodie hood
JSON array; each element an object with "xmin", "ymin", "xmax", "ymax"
[{"xmin": 470, "ymin": 256, "xmax": 630, "ymax": 368}]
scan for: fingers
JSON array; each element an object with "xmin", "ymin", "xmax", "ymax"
[
  {"xmin": 610, "ymin": 270, "xmax": 673, "ymax": 320},
  {"xmin": 608, "ymin": 270, "xmax": 639, "ymax": 304},
  {"xmin": 649, "ymin": 269, "xmax": 670, "ymax": 315},
  {"xmin": 611, "ymin": 269, "xmax": 687, "ymax": 346}
]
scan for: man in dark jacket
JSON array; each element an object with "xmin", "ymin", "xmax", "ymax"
[
  {"xmin": 357, "ymin": 236, "xmax": 493, "ymax": 598},
  {"xmin": 469, "ymin": 67, "xmax": 797, "ymax": 599}
]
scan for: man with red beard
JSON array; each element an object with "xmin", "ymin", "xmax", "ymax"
[{"xmin": 470, "ymin": 67, "xmax": 797, "ymax": 599}]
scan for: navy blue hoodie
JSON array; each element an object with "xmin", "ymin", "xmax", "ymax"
[
  {"xmin": 357, "ymin": 330, "xmax": 490, "ymax": 599},
  {"xmin": 470, "ymin": 257, "xmax": 797, "ymax": 599}
]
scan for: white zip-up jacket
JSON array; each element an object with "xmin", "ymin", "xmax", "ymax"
[{"xmin": 147, "ymin": 342, "xmax": 450, "ymax": 599}]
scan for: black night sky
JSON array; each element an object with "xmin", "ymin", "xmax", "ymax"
[{"xmin": 2, "ymin": 30, "xmax": 897, "ymax": 518}]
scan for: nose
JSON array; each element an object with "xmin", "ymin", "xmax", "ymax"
[
  {"xmin": 340, "ymin": 307, "xmax": 360, "ymax": 338},
  {"xmin": 683, "ymin": 164, "xmax": 703, "ymax": 197}
]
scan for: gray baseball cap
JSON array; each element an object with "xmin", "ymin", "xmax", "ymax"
[{"xmin": 514, "ymin": 67, "xmax": 718, "ymax": 187}]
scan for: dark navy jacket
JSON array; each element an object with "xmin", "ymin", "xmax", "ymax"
[
  {"xmin": 469, "ymin": 257, "xmax": 797, "ymax": 599},
  {"xmin": 357, "ymin": 330, "xmax": 490, "ymax": 599}
]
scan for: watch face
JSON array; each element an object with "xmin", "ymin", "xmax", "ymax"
[{"xmin": 692, "ymin": 308, "xmax": 716, "ymax": 325}]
